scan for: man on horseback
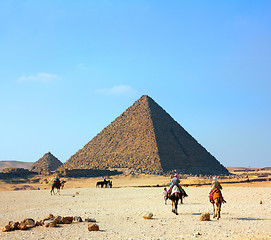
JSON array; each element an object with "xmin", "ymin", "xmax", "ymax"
[{"xmin": 167, "ymin": 174, "xmax": 188, "ymax": 198}]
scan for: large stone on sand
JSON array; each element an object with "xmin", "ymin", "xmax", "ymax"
[
  {"xmin": 143, "ymin": 212, "xmax": 153, "ymax": 219},
  {"xmin": 88, "ymin": 223, "xmax": 99, "ymax": 231},
  {"xmin": 18, "ymin": 222, "xmax": 27, "ymax": 230},
  {"xmin": 60, "ymin": 216, "xmax": 73, "ymax": 224},
  {"xmin": 43, "ymin": 220, "xmax": 57, "ymax": 227},
  {"xmin": 199, "ymin": 213, "xmax": 210, "ymax": 221},
  {"xmin": 22, "ymin": 218, "xmax": 35, "ymax": 228},
  {"xmin": 2, "ymin": 225, "xmax": 11, "ymax": 232},
  {"xmin": 9, "ymin": 221, "xmax": 19, "ymax": 230}
]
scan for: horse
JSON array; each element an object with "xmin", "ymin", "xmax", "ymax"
[
  {"xmin": 50, "ymin": 180, "xmax": 65, "ymax": 195},
  {"xmin": 96, "ymin": 180, "xmax": 111, "ymax": 188},
  {"xmin": 96, "ymin": 181, "xmax": 105, "ymax": 188},
  {"xmin": 168, "ymin": 185, "xmax": 181, "ymax": 215},
  {"xmin": 209, "ymin": 188, "xmax": 225, "ymax": 219}
]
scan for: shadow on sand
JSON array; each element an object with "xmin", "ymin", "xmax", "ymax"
[{"xmin": 235, "ymin": 217, "xmax": 267, "ymax": 221}]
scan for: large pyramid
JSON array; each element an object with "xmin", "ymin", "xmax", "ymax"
[
  {"xmin": 62, "ymin": 95, "xmax": 229, "ymax": 175},
  {"xmin": 30, "ymin": 152, "xmax": 63, "ymax": 173}
]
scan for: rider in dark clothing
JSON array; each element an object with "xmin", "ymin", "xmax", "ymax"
[{"xmin": 53, "ymin": 176, "xmax": 61, "ymax": 188}]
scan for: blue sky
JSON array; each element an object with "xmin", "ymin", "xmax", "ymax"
[{"xmin": 1, "ymin": 1, "xmax": 270, "ymax": 167}]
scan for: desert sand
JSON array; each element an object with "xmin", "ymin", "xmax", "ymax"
[{"xmin": 1, "ymin": 175, "xmax": 271, "ymax": 240}]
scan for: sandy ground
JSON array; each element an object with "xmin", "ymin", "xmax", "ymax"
[{"xmin": 1, "ymin": 176, "xmax": 271, "ymax": 240}]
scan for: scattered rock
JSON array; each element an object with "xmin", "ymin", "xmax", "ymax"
[
  {"xmin": 143, "ymin": 212, "xmax": 153, "ymax": 219},
  {"xmin": 35, "ymin": 220, "xmax": 43, "ymax": 226},
  {"xmin": 88, "ymin": 223, "xmax": 99, "ymax": 231},
  {"xmin": 43, "ymin": 220, "xmax": 57, "ymax": 228},
  {"xmin": 193, "ymin": 232, "xmax": 201, "ymax": 236},
  {"xmin": 9, "ymin": 221, "xmax": 19, "ymax": 230},
  {"xmin": 85, "ymin": 218, "xmax": 96, "ymax": 222},
  {"xmin": 60, "ymin": 217, "xmax": 73, "ymax": 224},
  {"xmin": 18, "ymin": 222, "xmax": 27, "ymax": 230},
  {"xmin": 43, "ymin": 214, "xmax": 54, "ymax": 222},
  {"xmin": 54, "ymin": 216, "xmax": 62, "ymax": 224},
  {"xmin": 73, "ymin": 216, "xmax": 83, "ymax": 222},
  {"xmin": 199, "ymin": 213, "xmax": 210, "ymax": 221},
  {"xmin": 22, "ymin": 218, "xmax": 35, "ymax": 228},
  {"xmin": 2, "ymin": 225, "xmax": 11, "ymax": 232}
]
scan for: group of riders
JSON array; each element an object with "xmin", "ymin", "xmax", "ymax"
[
  {"xmin": 52, "ymin": 173, "xmax": 226, "ymax": 206},
  {"xmin": 96, "ymin": 178, "xmax": 112, "ymax": 188},
  {"xmin": 163, "ymin": 173, "xmax": 226, "ymax": 204}
]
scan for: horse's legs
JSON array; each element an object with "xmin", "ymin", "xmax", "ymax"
[
  {"xmin": 175, "ymin": 198, "xmax": 179, "ymax": 215},
  {"xmin": 171, "ymin": 200, "xmax": 175, "ymax": 213}
]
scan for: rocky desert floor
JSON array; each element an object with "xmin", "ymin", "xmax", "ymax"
[{"xmin": 0, "ymin": 175, "xmax": 271, "ymax": 240}]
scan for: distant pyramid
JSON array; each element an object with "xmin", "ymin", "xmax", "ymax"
[
  {"xmin": 30, "ymin": 152, "xmax": 62, "ymax": 173},
  {"xmin": 62, "ymin": 95, "xmax": 229, "ymax": 175}
]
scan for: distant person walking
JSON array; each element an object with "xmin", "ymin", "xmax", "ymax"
[{"xmin": 162, "ymin": 188, "xmax": 168, "ymax": 204}]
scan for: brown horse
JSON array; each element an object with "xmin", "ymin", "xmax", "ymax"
[
  {"xmin": 169, "ymin": 185, "xmax": 181, "ymax": 215},
  {"xmin": 209, "ymin": 188, "xmax": 225, "ymax": 219}
]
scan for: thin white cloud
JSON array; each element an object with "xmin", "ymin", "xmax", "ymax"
[
  {"xmin": 17, "ymin": 73, "xmax": 59, "ymax": 83},
  {"xmin": 96, "ymin": 85, "xmax": 138, "ymax": 96}
]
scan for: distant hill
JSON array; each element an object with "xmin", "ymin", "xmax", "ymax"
[
  {"xmin": 0, "ymin": 161, "xmax": 33, "ymax": 171},
  {"xmin": 227, "ymin": 167, "xmax": 271, "ymax": 173}
]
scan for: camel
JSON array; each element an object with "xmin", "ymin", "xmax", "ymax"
[
  {"xmin": 209, "ymin": 188, "xmax": 225, "ymax": 219},
  {"xmin": 50, "ymin": 181, "xmax": 65, "ymax": 195}
]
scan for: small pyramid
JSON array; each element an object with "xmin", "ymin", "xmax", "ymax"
[
  {"xmin": 30, "ymin": 152, "xmax": 62, "ymax": 173},
  {"xmin": 62, "ymin": 95, "xmax": 229, "ymax": 175}
]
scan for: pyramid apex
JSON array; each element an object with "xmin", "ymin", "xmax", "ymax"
[
  {"xmin": 137, "ymin": 95, "xmax": 154, "ymax": 103},
  {"xmin": 140, "ymin": 94, "xmax": 150, "ymax": 99}
]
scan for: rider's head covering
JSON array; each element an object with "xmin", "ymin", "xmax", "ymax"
[
  {"xmin": 174, "ymin": 174, "xmax": 178, "ymax": 177},
  {"xmin": 213, "ymin": 177, "xmax": 217, "ymax": 180}
]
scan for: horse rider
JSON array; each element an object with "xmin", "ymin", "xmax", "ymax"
[
  {"xmin": 167, "ymin": 174, "xmax": 188, "ymax": 197},
  {"xmin": 210, "ymin": 177, "xmax": 226, "ymax": 203}
]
